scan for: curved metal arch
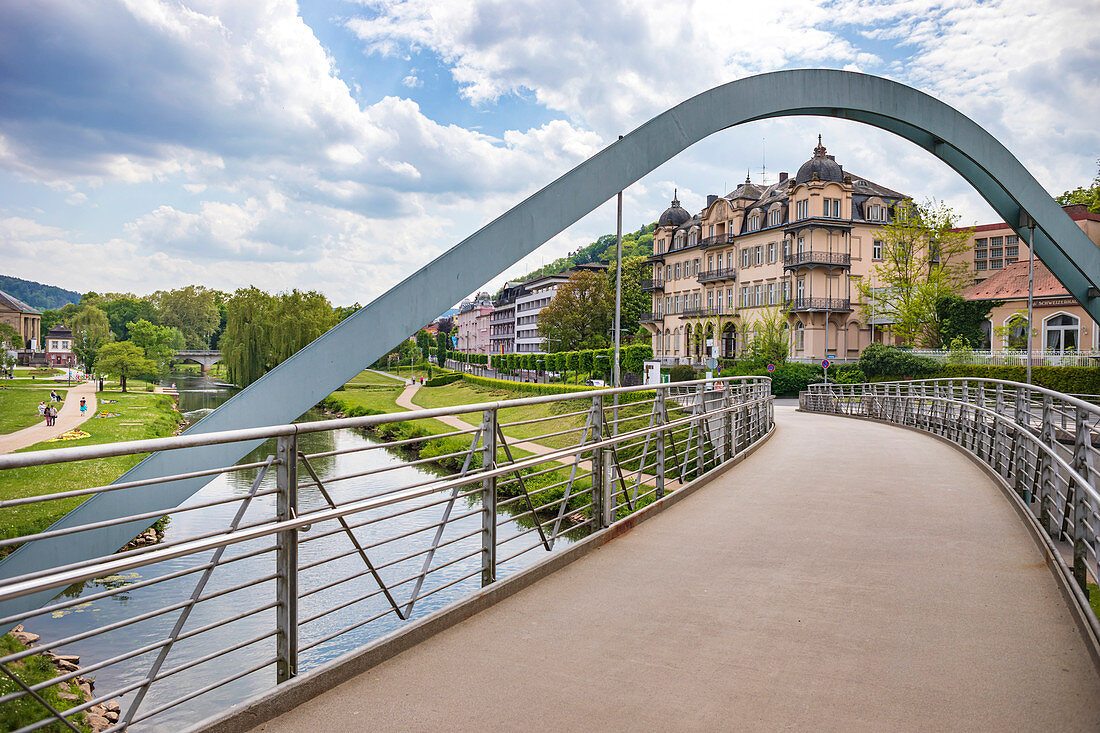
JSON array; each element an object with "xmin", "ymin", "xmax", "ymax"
[{"xmin": 3, "ymin": 69, "xmax": 1097, "ymax": 619}]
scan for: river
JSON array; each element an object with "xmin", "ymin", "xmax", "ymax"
[{"xmin": 28, "ymin": 373, "xmax": 581, "ymax": 730}]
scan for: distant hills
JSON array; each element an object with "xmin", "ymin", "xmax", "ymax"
[
  {"xmin": 0, "ymin": 274, "xmax": 81, "ymax": 311},
  {"xmin": 512, "ymin": 223, "xmax": 655, "ymax": 285}
]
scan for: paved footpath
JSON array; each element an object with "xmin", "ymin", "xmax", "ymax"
[
  {"xmin": 0, "ymin": 381, "xmax": 98, "ymax": 454},
  {"xmin": 253, "ymin": 406, "xmax": 1100, "ymax": 732}
]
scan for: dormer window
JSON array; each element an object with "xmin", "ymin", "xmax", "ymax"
[
  {"xmin": 767, "ymin": 209, "xmax": 781, "ymax": 227},
  {"xmin": 748, "ymin": 214, "xmax": 761, "ymax": 231},
  {"xmin": 795, "ymin": 200, "xmax": 809, "ymax": 220}
]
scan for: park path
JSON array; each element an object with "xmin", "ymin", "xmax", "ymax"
[
  {"xmin": 0, "ymin": 381, "xmax": 99, "ymax": 454},
  {"xmin": 254, "ymin": 406, "xmax": 1100, "ymax": 732}
]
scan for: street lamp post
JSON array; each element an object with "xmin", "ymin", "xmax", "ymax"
[{"xmin": 612, "ymin": 157, "xmax": 623, "ymax": 436}]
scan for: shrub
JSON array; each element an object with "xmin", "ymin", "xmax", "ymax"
[
  {"xmin": 935, "ymin": 365, "xmax": 1100, "ymax": 395},
  {"xmin": 858, "ymin": 344, "xmax": 940, "ymax": 378},
  {"xmin": 668, "ymin": 364, "xmax": 696, "ymax": 383},
  {"xmin": 425, "ymin": 372, "xmax": 462, "ymax": 387}
]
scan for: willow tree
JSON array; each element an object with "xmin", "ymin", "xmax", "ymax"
[
  {"xmin": 222, "ymin": 287, "xmax": 276, "ymax": 387},
  {"xmin": 856, "ymin": 199, "xmax": 973, "ymax": 346},
  {"xmin": 68, "ymin": 304, "xmax": 113, "ymax": 375}
]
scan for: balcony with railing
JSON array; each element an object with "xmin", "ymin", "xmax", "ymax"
[
  {"xmin": 700, "ymin": 233, "xmax": 736, "ymax": 249},
  {"xmin": 680, "ymin": 306, "xmax": 726, "ymax": 319},
  {"xmin": 639, "ymin": 311, "xmax": 662, "ymax": 323},
  {"xmin": 783, "ymin": 251, "xmax": 851, "ymax": 269},
  {"xmin": 785, "ymin": 297, "xmax": 852, "ymax": 312},
  {"xmin": 641, "ymin": 278, "xmax": 665, "ymax": 292},
  {"xmin": 698, "ymin": 267, "xmax": 737, "ymax": 283}
]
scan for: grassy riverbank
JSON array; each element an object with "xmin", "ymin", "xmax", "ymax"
[
  {"xmin": 0, "ymin": 387, "xmax": 70, "ymax": 434},
  {"xmin": 0, "ymin": 390, "xmax": 183, "ymax": 553},
  {"xmin": 0, "ymin": 634, "xmax": 93, "ymax": 732}
]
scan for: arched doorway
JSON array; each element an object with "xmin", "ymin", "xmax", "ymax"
[{"xmin": 722, "ymin": 323, "xmax": 736, "ymax": 357}]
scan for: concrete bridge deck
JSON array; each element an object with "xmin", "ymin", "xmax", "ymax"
[{"xmin": 248, "ymin": 406, "xmax": 1100, "ymax": 731}]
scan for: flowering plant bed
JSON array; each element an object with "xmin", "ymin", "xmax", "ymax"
[
  {"xmin": 93, "ymin": 412, "xmax": 120, "ymax": 418},
  {"xmin": 47, "ymin": 429, "xmax": 90, "ymax": 442}
]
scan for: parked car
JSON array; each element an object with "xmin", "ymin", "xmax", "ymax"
[{"xmin": 585, "ymin": 378, "xmax": 606, "ymax": 387}]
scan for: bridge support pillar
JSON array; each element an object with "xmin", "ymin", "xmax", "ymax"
[
  {"xmin": 480, "ymin": 410, "xmax": 497, "ymax": 587},
  {"xmin": 275, "ymin": 434, "xmax": 298, "ymax": 684},
  {"xmin": 590, "ymin": 396, "xmax": 606, "ymax": 531}
]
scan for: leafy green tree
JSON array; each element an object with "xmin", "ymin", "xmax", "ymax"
[
  {"xmin": 102, "ymin": 296, "xmax": 157, "ymax": 341},
  {"xmin": 0, "ymin": 323, "xmax": 24, "ymax": 349},
  {"xmin": 746, "ymin": 306, "xmax": 791, "ymax": 365},
  {"xmin": 856, "ymin": 199, "xmax": 973, "ymax": 346},
  {"xmin": 1055, "ymin": 159, "xmax": 1100, "ymax": 214},
  {"xmin": 538, "ymin": 270, "xmax": 613, "ymax": 351},
  {"xmin": 97, "ymin": 341, "xmax": 156, "ymax": 392},
  {"xmin": 39, "ymin": 303, "xmax": 81, "ymax": 344},
  {"xmin": 68, "ymin": 305, "xmax": 113, "ymax": 375},
  {"xmin": 221, "ymin": 287, "xmax": 277, "ymax": 387},
  {"xmin": 932, "ymin": 294, "xmax": 999, "ymax": 349},
  {"xmin": 128, "ymin": 318, "xmax": 184, "ymax": 372},
  {"xmin": 270, "ymin": 290, "xmax": 336, "ymax": 364},
  {"xmin": 151, "ymin": 285, "xmax": 221, "ymax": 349},
  {"xmin": 607, "ymin": 255, "xmax": 648, "ymax": 340},
  {"xmin": 415, "ymin": 330, "xmax": 432, "ymax": 361}
]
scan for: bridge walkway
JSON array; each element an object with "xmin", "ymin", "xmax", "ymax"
[{"xmin": 251, "ymin": 406, "xmax": 1100, "ymax": 731}]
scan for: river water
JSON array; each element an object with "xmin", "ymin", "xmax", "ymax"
[{"xmin": 28, "ymin": 373, "xmax": 580, "ymax": 730}]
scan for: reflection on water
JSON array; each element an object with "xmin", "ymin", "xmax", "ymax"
[{"xmin": 22, "ymin": 373, "xmax": 582, "ymax": 730}]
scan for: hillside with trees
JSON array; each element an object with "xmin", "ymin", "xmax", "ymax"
[
  {"xmin": 0, "ymin": 274, "xmax": 81, "ymax": 310},
  {"xmin": 516, "ymin": 223, "xmax": 654, "ymax": 283}
]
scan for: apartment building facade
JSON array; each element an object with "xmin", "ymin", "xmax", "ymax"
[
  {"xmin": 642, "ymin": 138, "xmax": 909, "ymax": 363},
  {"xmin": 453, "ymin": 292, "xmax": 494, "ymax": 354}
]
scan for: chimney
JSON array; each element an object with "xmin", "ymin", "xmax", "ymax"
[
  {"xmin": 778, "ymin": 171, "xmax": 788, "ymax": 183},
  {"xmin": 706, "ymin": 194, "xmax": 718, "ymax": 208}
]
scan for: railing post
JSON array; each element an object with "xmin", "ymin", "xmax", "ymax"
[
  {"xmin": 1072, "ymin": 406, "xmax": 1097, "ymax": 594},
  {"xmin": 1014, "ymin": 388, "xmax": 1029, "ymax": 501},
  {"xmin": 722, "ymin": 384, "xmax": 733, "ymax": 462},
  {"xmin": 481, "ymin": 408, "xmax": 498, "ymax": 586},
  {"xmin": 655, "ymin": 389, "xmax": 666, "ymax": 499},
  {"xmin": 1039, "ymin": 395, "xmax": 1056, "ymax": 535},
  {"xmin": 602, "ymin": 449, "xmax": 615, "ymax": 526},
  {"xmin": 591, "ymin": 395, "xmax": 606, "ymax": 530},
  {"xmin": 696, "ymin": 383, "xmax": 706, "ymax": 477},
  {"xmin": 275, "ymin": 433, "xmax": 298, "ymax": 684}
]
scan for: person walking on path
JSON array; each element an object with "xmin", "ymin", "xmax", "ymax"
[
  {"xmin": 46, "ymin": 405, "xmax": 57, "ymax": 427},
  {"xmin": 38, "ymin": 401, "xmax": 46, "ymax": 417},
  {"xmin": 80, "ymin": 397, "xmax": 87, "ymax": 416},
  {"xmin": 0, "ymin": 380, "xmax": 99, "ymax": 454}
]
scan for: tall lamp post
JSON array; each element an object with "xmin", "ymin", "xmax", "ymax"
[
  {"xmin": 1021, "ymin": 211, "xmax": 1037, "ymax": 385},
  {"xmin": 612, "ymin": 139, "xmax": 624, "ymax": 436}
]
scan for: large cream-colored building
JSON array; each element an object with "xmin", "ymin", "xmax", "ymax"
[
  {"xmin": 642, "ymin": 139, "xmax": 909, "ymax": 363},
  {"xmin": 0, "ymin": 289, "xmax": 41, "ymax": 349}
]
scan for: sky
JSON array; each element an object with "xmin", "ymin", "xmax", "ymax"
[{"xmin": 1, "ymin": 0, "xmax": 1098, "ymax": 309}]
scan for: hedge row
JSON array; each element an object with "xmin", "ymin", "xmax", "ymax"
[
  {"xmin": 932, "ymin": 365, "xmax": 1100, "ymax": 395},
  {"xmin": 424, "ymin": 371, "xmax": 463, "ymax": 387},
  {"xmin": 458, "ymin": 373, "xmax": 656, "ymax": 404},
  {"xmin": 487, "ymin": 344, "xmax": 654, "ymax": 376}
]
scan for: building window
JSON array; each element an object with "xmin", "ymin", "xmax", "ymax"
[
  {"xmin": 1045, "ymin": 313, "xmax": 1080, "ymax": 352},
  {"xmin": 767, "ymin": 209, "xmax": 780, "ymax": 227},
  {"xmin": 975, "ymin": 249, "xmax": 987, "ymax": 261},
  {"xmin": 707, "ymin": 255, "xmax": 713, "ymax": 271},
  {"xmin": 976, "ymin": 261, "xmax": 988, "ymax": 271},
  {"xmin": 726, "ymin": 252, "xmax": 733, "ymax": 269},
  {"xmin": 754, "ymin": 246, "xmax": 762, "ymax": 265},
  {"xmin": 741, "ymin": 248, "xmax": 750, "ymax": 268},
  {"xmin": 783, "ymin": 239, "xmax": 791, "ymax": 258},
  {"xmin": 727, "ymin": 288, "xmax": 735, "ymax": 311},
  {"xmin": 872, "ymin": 239, "xmax": 883, "ymax": 260},
  {"xmin": 797, "ymin": 279, "xmax": 805, "ymax": 300},
  {"xmin": 693, "ymin": 259, "xmax": 700, "ymax": 276},
  {"xmin": 794, "ymin": 322, "xmax": 805, "ymax": 352},
  {"xmin": 795, "ymin": 200, "xmax": 808, "ymax": 220},
  {"xmin": 990, "ymin": 259, "xmax": 1003, "ymax": 270},
  {"xmin": 768, "ymin": 282, "xmax": 777, "ymax": 305},
  {"xmin": 754, "ymin": 284, "xmax": 763, "ymax": 307},
  {"xmin": 1005, "ymin": 245, "xmax": 1019, "ymax": 262},
  {"xmin": 823, "ymin": 198, "xmax": 841, "ymax": 218},
  {"xmin": 767, "ymin": 242, "xmax": 776, "ymax": 262},
  {"xmin": 675, "ymin": 262, "xmax": 681, "ymax": 279},
  {"xmin": 707, "ymin": 290, "xmax": 714, "ymax": 309},
  {"xmin": 796, "ymin": 236, "xmax": 805, "ymax": 254},
  {"xmin": 783, "ymin": 280, "xmax": 791, "ymax": 301}
]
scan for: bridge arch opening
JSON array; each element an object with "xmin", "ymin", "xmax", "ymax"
[{"xmin": 5, "ymin": 69, "xmax": 1098, "ymax": 623}]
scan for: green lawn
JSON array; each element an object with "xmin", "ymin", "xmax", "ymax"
[
  {"xmin": 0, "ymin": 387, "xmax": 68, "ymax": 434},
  {"xmin": 411, "ymin": 380, "xmax": 654, "ymax": 449},
  {"xmin": 347, "ymin": 369, "xmax": 405, "ymax": 386},
  {"xmin": 0, "ymin": 391, "xmax": 182, "ymax": 552}
]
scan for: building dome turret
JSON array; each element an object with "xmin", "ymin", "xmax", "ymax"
[
  {"xmin": 657, "ymin": 189, "xmax": 691, "ymax": 229},
  {"xmin": 795, "ymin": 135, "xmax": 843, "ymax": 185}
]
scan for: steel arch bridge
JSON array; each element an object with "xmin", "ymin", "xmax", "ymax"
[{"xmin": 3, "ymin": 68, "xmax": 1098, "ymax": 621}]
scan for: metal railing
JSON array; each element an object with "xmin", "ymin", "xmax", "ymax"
[
  {"xmin": 640, "ymin": 279, "xmax": 665, "ymax": 291},
  {"xmin": 697, "ymin": 267, "xmax": 737, "ymax": 283},
  {"xmin": 783, "ymin": 250, "xmax": 851, "ymax": 268},
  {"xmin": 800, "ymin": 379, "xmax": 1100, "ymax": 608},
  {"xmin": 700, "ymin": 233, "xmax": 735, "ymax": 248},
  {"xmin": 906, "ymin": 349, "xmax": 1100, "ymax": 368},
  {"xmin": 0, "ymin": 377, "xmax": 773, "ymax": 731},
  {"xmin": 784, "ymin": 297, "xmax": 851, "ymax": 312}
]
